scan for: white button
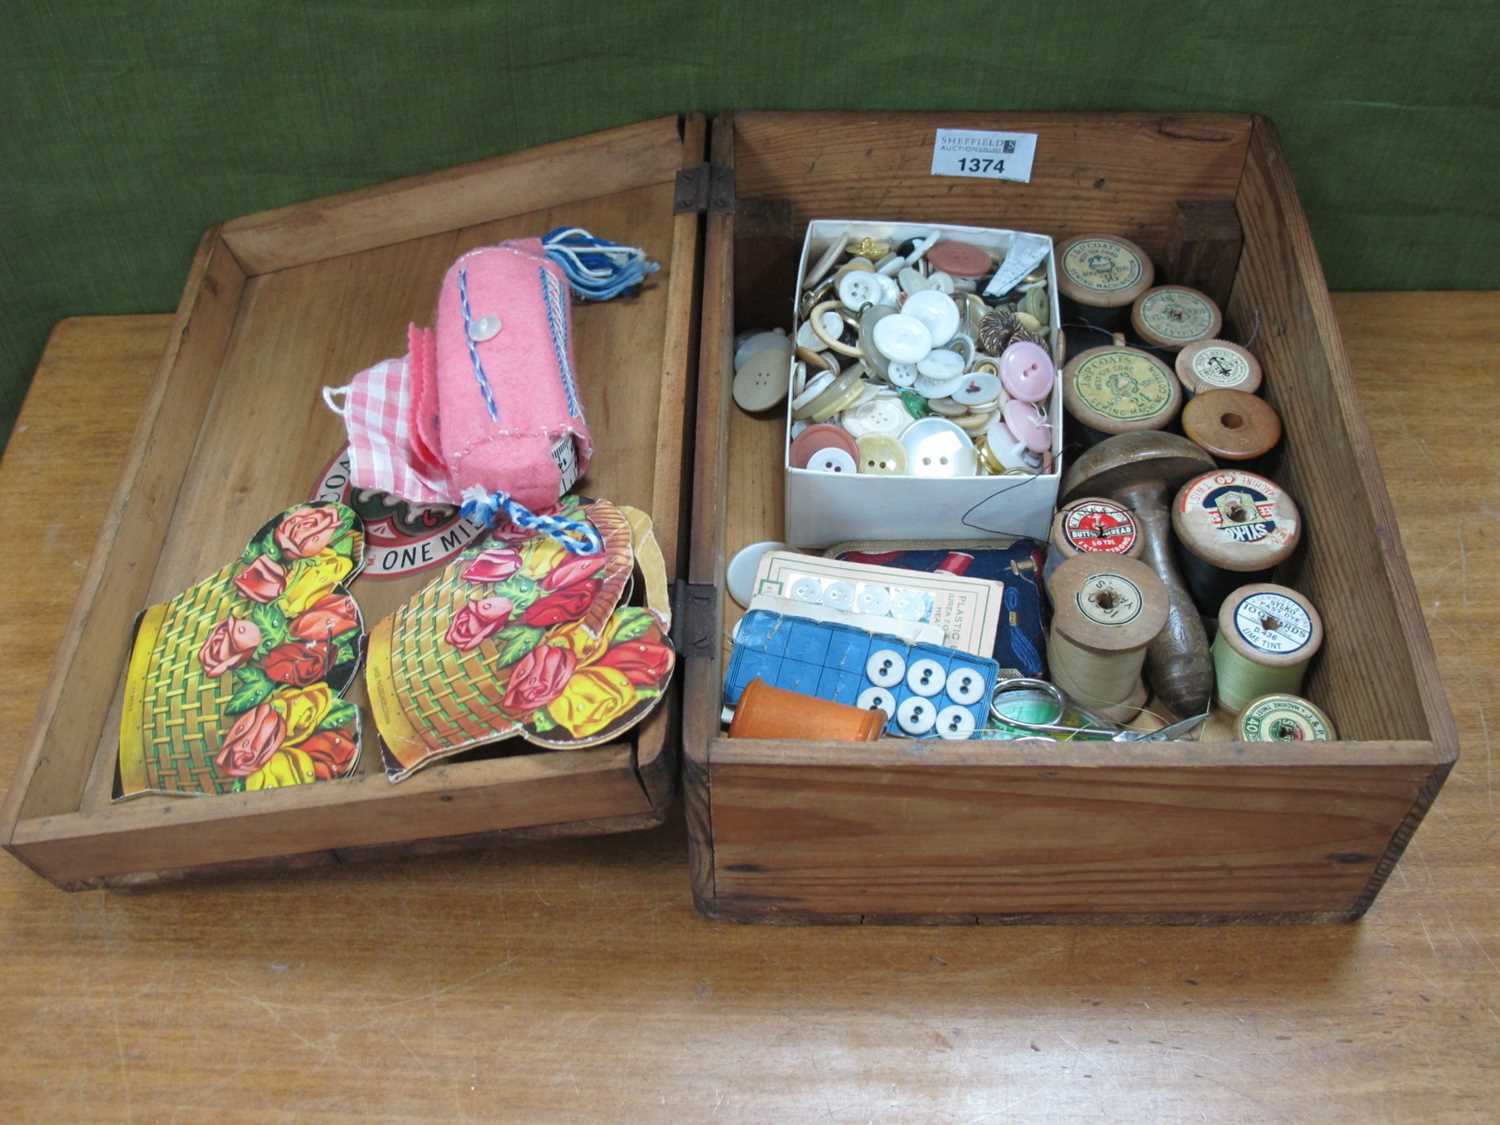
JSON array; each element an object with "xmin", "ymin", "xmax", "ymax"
[
  {"xmin": 891, "ymin": 590, "xmax": 927, "ymax": 621},
  {"xmin": 837, "ymin": 271, "xmax": 884, "ymax": 310},
  {"xmin": 901, "ymin": 417, "xmax": 979, "ymax": 478},
  {"xmin": 856, "ymin": 584, "xmax": 892, "ymax": 616},
  {"xmin": 841, "ymin": 396, "xmax": 908, "ymax": 438},
  {"xmin": 902, "ymin": 290, "xmax": 961, "ymax": 347},
  {"xmin": 906, "ymin": 658, "xmax": 947, "ymax": 697},
  {"xmin": 896, "ymin": 696, "xmax": 937, "ymax": 736},
  {"xmin": 865, "ymin": 649, "xmax": 906, "ymax": 687},
  {"xmin": 926, "ymin": 395, "xmax": 968, "ymax": 417},
  {"xmin": 913, "ymin": 372, "xmax": 966, "ymax": 400},
  {"xmin": 823, "ymin": 580, "xmax": 856, "ymax": 611},
  {"xmin": 789, "ymin": 419, "xmax": 810, "ymax": 439},
  {"xmin": 927, "ymin": 271, "xmax": 956, "ymax": 294},
  {"xmin": 916, "ymin": 349, "xmax": 965, "ymax": 380},
  {"xmin": 807, "ymin": 447, "xmax": 857, "ymax": 474},
  {"xmin": 953, "ymin": 371, "xmax": 1002, "ymax": 407},
  {"xmin": 790, "ymin": 577, "xmax": 823, "ymax": 603},
  {"xmin": 872, "ymin": 314, "xmax": 933, "ymax": 364},
  {"xmin": 887, "ymin": 361, "xmax": 918, "ymax": 388},
  {"xmin": 899, "ymin": 267, "xmax": 931, "ymax": 295},
  {"xmin": 876, "ymin": 274, "xmax": 901, "ymax": 305},
  {"xmin": 935, "ymin": 704, "xmax": 977, "ymax": 740},
  {"xmin": 789, "ymin": 369, "xmax": 835, "ymax": 416},
  {"xmin": 857, "ymin": 686, "xmax": 896, "ymax": 717},
  {"xmin": 804, "ymin": 234, "xmax": 848, "ymax": 288},
  {"xmin": 733, "ymin": 329, "xmax": 790, "ymax": 371},
  {"xmin": 468, "ymin": 315, "xmax": 501, "ymax": 342},
  {"xmin": 726, "ymin": 540, "xmax": 788, "ymax": 608},
  {"xmin": 946, "ymin": 667, "xmax": 986, "ymax": 706},
  {"xmin": 732, "ymin": 350, "xmax": 791, "ymax": 413},
  {"xmin": 795, "ymin": 319, "xmax": 828, "ymax": 353}
]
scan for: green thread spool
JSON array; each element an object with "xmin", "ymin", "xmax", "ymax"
[
  {"xmin": 1236, "ymin": 693, "xmax": 1338, "ymax": 742},
  {"xmin": 1212, "ymin": 584, "xmax": 1324, "ymax": 714},
  {"xmin": 1049, "ymin": 555, "xmax": 1168, "ymax": 721}
]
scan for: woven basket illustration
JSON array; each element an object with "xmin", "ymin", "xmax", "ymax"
[{"xmin": 119, "ymin": 564, "xmax": 240, "ymax": 796}]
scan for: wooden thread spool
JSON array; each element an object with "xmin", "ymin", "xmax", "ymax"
[
  {"xmin": 1175, "ymin": 338, "xmax": 1263, "ymax": 397},
  {"xmin": 1043, "ymin": 496, "xmax": 1145, "ymax": 588},
  {"xmin": 1056, "ymin": 234, "xmax": 1154, "ymax": 331},
  {"xmin": 1062, "ymin": 335, "xmax": 1182, "ymax": 448},
  {"xmin": 1173, "ymin": 470, "xmax": 1301, "ymax": 615},
  {"xmin": 1236, "ymin": 693, "xmax": 1338, "ymax": 743},
  {"xmin": 1181, "ymin": 389, "xmax": 1282, "ymax": 464},
  {"xmin": 1048, "ymin": 555, "xmax": 1169, "ymax": 720},
  {"xmin": 1129, "ymin": 284, "xmax": 1223, "ymax": 352},
  {"xmin": 1212, "ymin": 584, "xmax": 1324, "ymax": 714}
]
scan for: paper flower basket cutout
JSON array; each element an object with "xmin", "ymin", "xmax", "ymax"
[
  {"xmin": 115, "ymin": 502, "xmax": 368, "ymax": 799},
  {"xmin": 366, "ymin": 497, "xmax": 677, "ymax": 782}
]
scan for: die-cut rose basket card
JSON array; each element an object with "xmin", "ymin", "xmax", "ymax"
[{"xmin": 116, "ymin": 502, "xmax": 368, "ymax": 799}]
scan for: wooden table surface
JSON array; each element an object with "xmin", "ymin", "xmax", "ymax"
[{"xmin": 1, "ymin": 297, "xmax": 1495, "ymax": 1123}]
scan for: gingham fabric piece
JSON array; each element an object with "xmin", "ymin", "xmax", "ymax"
[{"xmin": 340, "ymin": 356, "xmax": 452, "ymax": 505}]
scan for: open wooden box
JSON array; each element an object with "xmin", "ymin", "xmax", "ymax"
[
  {"xmin": 682, "ymin": 111, "xmax": 1458, "ymax": 923},
  {"xmin": 0, "ymin": 115, "xmax": 704, "ymax": 889}
]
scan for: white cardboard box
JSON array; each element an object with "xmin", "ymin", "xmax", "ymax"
[{"xmin": 785, "ymin": 220, "xmax": 1063, "ymax": 547}]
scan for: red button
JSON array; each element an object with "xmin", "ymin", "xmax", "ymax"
[
  {"xmin": 790, "ymin": 423, "xmax": 859, "ymax": 469},
  {"xmin": 926, "ymin": 240, "xmax": 992, "ymax": 278}
]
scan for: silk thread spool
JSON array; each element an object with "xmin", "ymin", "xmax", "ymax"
[
  {"xmin": 1173, "ymin": 470, "xmax": 1302, "ymax": 616},
  {"xmin": 1236, "ymin": 693, "xmax": 1338, "ymax": 742},
  {"xmin": 1048, "ymin": 555, "xmax": 1169, "ymax": 721},
  {"xmin": 1212, "ymin": 584, "xmax": 1324, "ymax": 714},
  {"xmin": 1043, "ymin": 496, "xmax": 1145, "ymax": 587}
]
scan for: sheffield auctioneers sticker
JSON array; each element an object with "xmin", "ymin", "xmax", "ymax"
[{"xmin": 311, "ymin": 448, "xmax": 485, "ymax": 579}]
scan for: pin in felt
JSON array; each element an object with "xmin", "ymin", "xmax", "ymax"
[
  {"xmin": 1212, "ymin": 583, "xmax": 1324, "ymax": 714},
  {"xmin": 1172, "ymin": 469, "xmax": 1301, "ymax": 615},
  {"xmin": 323, "ymin": 231, "xmax": 657, "ymax": 555},
  {"xmin": 366, "ymin": 497, "xmax": 676, "ymax": 782},
  {"xmin": 1062, "ymin": 431, "xmax": 1218, "ymax": 717},
  {"xmin": 1047, "ymin": 555, "xmax": 1168, "ymax": 721},
  {"xmin": 117, "ymin": 502, "xmax": 368, "ymax": 799}
]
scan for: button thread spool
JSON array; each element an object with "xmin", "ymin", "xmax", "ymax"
[
  {"xmin": 1211, "ymin": 584, "xmax": 1324, "ymax": 714},
  {"xmin": 1043, "ymin": 496, "xmax": 1145, "ymax": 587},
  {"xmin": 1048, "ymin": 555, "xmax": 1170, "ymax": 721},
  {"xmin": 1173, "ymin": 470, "xmax": 1302, "ymax": 616}
]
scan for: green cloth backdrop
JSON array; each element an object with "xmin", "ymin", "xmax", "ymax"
[{"xmin": 3, "ymin": 1, "xmax": 1496, "ymax": 445}]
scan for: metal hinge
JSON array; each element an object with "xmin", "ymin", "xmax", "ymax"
[
  {"xmin": 671, "ymin": 580, "xmax": 719, "ymax": 661},
  {"xmin": 673, "ymin": 162, "xmax": 736, "ymax": 215}
]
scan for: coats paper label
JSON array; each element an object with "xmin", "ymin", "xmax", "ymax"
[{"xmin": 931, "ymin": 129, "xmax": 1038, "ymax": 184}]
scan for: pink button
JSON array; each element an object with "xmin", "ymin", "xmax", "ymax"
[
  {"xmin": 1000, "ymin": 341, "xmax": 1055, "ymax": 403},
  {"xmin": 1003, "ymin": 400, "xmax": 1053, "ymax": 454},
  {"xmin": 790, "ymin": 423, "xmax": 859, "ymax": 469}
]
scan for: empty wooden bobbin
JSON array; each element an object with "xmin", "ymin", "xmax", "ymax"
[
  {"xmin": 1173, "ymin": 469, "xmax": 1301, "ymax": 615},
  {"xmin": 1048, "ymin": 555, "xmax": 1169, "ymax": 722},
  {"xmin": 1130, "ymin": 285, "xmax": 1223, "ymax": 351},
  {"xmin": 1062, "ymin": 336, "xmax": 1182, "ymax": 446},
  {"xmin": 1055, "ymin": 234, "xmax": 1155, "ymax": 331},
  {"xmin": 1182, "ymin": 389, "xmax": 1282, "ymax": 462},
  {"xmin": 1235, "ymin": 693, "xmax": 1338, "ymax": 743},
  {"xmin": 1211, "ymin": 584, "xmax": 1324, "ymax": 715},
  {"xmin": 1175, "ymin": 338, "xmax": 1263, "ymax": 397},
  {"xmin": 1043, "ymin": 496, "xmax": 1145, "ymax": 587}
]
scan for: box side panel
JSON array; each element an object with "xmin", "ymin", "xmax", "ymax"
[
  {"xmin": 707, "ymin": 752, "xmax": 1435, "ymax": 919},
  {"xmin": 1230, "ymin": 120, "xmax": 1454, "ymax": 749}
]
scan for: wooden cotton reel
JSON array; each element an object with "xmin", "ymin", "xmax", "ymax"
[
  {"xmin": 1043, "ymin": 496, "xmax": 1144, "ymax": 587},
  {"xmin": 1172, "ymin": 469, "xmax": 1301, "ymax": 615},
  {"xmin": 1062, "ymin": 336, "xmax": 1182, "ymax": 447},
  {"xmin": 1212, "ymin": 584, "xmax": 1324, "ymax": 714},
  {"xmin": 1048, "ymin": 555, "xmax": 1168, "ymax": 722},
  {"xmin": 1181, "ymin": 390, "xmax": 1282, "ymax": 463}
]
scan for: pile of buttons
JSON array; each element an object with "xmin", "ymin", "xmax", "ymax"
[{"xmin": 731, "ymin": 227, "xmax": 1060, "ymax": 479}]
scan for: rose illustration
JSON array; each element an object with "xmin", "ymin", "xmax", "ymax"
[
  {"xmin": 245, "ymin": 748, "xmax": 316, "ymax": 791},
  {"xmin": 521, "ymin": 580, "xmax": 600, "ymax": 628},
  {"xmin": 289, "ymin": 593, "xmax": 360, "ymax": 642},
  {"xmin": 198, "ymin": 616, "xmax": 262, "ymax": 677},
  {"xmin": 275, "ymin": 505, "xmax": 342, "ymax": 560},
  {"xmin": 502, "ymin": 644, "xmax": 576, "ymax": 714},
  {"xmin": 444, "ymin": 596, "xmax": 514, "ymax": 652},
  {"xmin": 546, "ymin": 666, "xmax": 637, "ymax": 740},
  {"xmin": 595, "ymin": 639, "xmax": 674, "ymax": 687},
  {"xmin": 267, "ymin": 683, "xmax": 334, "ymax": 747},
  {"xmin": 542, "ymin": 554, "xmax": 603, "ymax": 591},
  {"xmin": 520, "ymin": 535, "xmax": 568, "ymax": 580},
  {"xmin": 214, "ymin": 703, "xmax": 287, "ymax": 778},
  {"xmin": 461, "ymin": 547, "xmax": 523, "ymax": 584},
  {"xmin": 234, "ymin": 556, "xmax": 287, "ymax": 603},
  {"xmin": 277, "ymin": 551, "xmax": 355, "ymax": 616},
  {"xmin": 298, "ymin": 729, "xmax": 358, "ymax": 780},
  {"xmin": 263, "ymin": 640, "xmax": 335, "ymax": 686}
]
